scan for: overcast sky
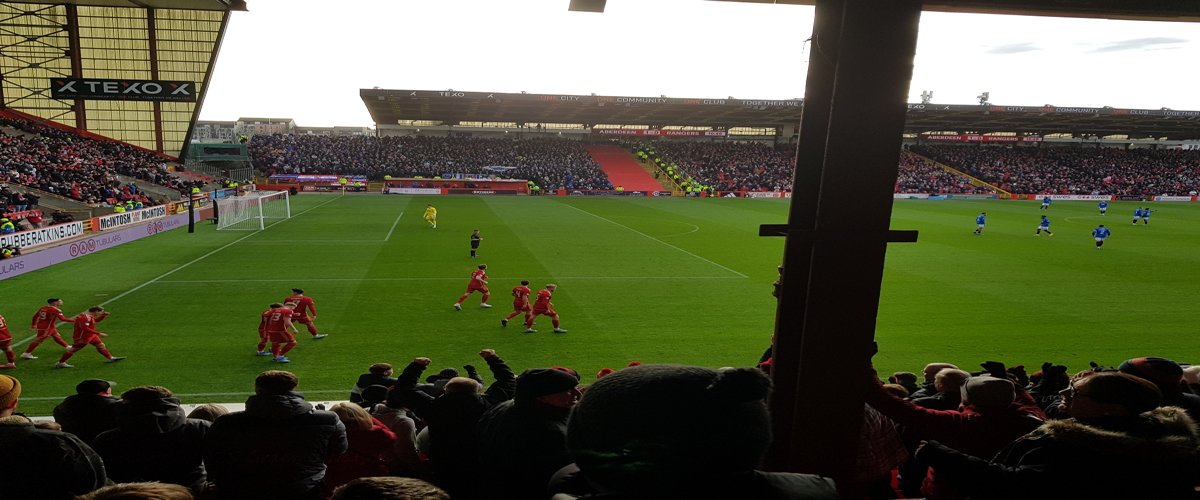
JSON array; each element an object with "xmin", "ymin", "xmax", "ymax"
[{"xmin": 199, "ymin": 0, "xmax": 1200, "ymax": 127}]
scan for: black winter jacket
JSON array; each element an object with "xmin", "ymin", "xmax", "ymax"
[
  {"xmin": 52, "ymin": 393, "xmax": 119, "ymax": 443},
  {"xmin": 205, "ymin": 392, "xmax": 348, "ymax": 499},
  {"xmin": 92, "ymin": 396, "xmax": 210, "ymax": 493},
  {"xmin": 0, "ymin": 420, "xmax": 108, "ymax": 500}
]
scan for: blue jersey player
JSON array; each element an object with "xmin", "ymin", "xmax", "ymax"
[
  {"xmin": 1098, "ymin": 200, "xmax": 1109, "ymax": 215},
  {"xmin": 1041, "ymin": 196, "xmax": 1052, "ymax": 210},
  {"xmin": 1141, "ymin": 207, "xmax": 1152, "ymax": 224},
  {"xmin": 1132, "ymin": 207, "xmax": 1143, "ymax": 224},
  {"xmin": 974, "ymin": 212, "xmax": 986, "ymax": 235},
  {"xmin": 1036, "ymin": 215, "xmax": 1054, "ymax": 236},
  {"xmin": 1092, "ymin": 224, "xmax": 1111, "ymax": 249}
]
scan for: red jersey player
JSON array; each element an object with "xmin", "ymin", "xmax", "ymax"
[
  {"xmin": 501, "ymin": 280, "xmax": 532, "ymax": 328},
  {"xmin": 0, "ymin": 312, "xmax": 15, "ymax": 368},
  {"xmin": 55, "ymin": 306, "xmax": 126, "ymax": 368},
  {"xmin": 284, "ymin": 288, "xmax": 326, "ymax": 339},
  {"xmin": 453, "ymin": 264, "xmax": 493, "ymax": 310},
  {"xmin": 264, "ymin": 303, "xmax": 297, "ymax": 363},
  {"xmin": 257, "ymin": 303, "xmax": 287, "ymax": 356},
  {"xmin": 23, "ymin": 297, "xmax": 71, "ymax": 359},
  {"xmin": 524, "ymin": 283, "xmax": 567, "ymax": 334}
]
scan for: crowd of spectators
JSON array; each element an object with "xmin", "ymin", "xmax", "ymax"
[
  {"xmin": 895, "ymin": 151, "xmax": 996, "ymax": 195},
  {"xmin": 912, "ymin": 144, "xmax": 1200, "ymax": 196},
  {"xmin": 645, "ymin": 141, "xmax": 797, "ymax": 192},
  {"xmin": 3, "ymin": 344, "xmax": 1199, "ymax": 499},
  {"xmin": 638, "ymin": 141, "xmax": 994, "ymax": 195},
  {"xmin": 249, "ymin": 135, "xmax": 613, "ymax": 191},
  {"xmin": 0, "ymin": 117, "xmax": 203, "ymax": 207}
]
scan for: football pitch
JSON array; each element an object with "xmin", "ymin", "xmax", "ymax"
[{"xmin": 5, "ymin": 194, "xmax": 1199, "ymax": 415}]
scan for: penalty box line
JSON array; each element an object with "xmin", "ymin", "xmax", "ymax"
[
  {"xmin": 559, "ymin": 203, "xmax": 749, "ymax": 278},
  {"xmin": 12, "ymin": 195, "xmax": 346, "ymax": 349}
]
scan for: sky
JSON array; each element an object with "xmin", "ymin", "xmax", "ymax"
[{"xmin": 199, "ymin": 0, "xmax": 1200, "ymax": 127}]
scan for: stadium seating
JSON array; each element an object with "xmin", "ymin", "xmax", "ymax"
[
  {"xmin": 912, "ymin": 144, "xmax": 1200, "ymax": 196},
  {"xmin": 0, "ymin": 116, "xmax": 202, "ymax": 207},
  {"xmin": 249, "ymin": 135, "xmax": 614, "ymax": 190}
]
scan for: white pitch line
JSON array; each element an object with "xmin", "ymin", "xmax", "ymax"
[
  {"xmin": 560, "ymin": 203, "xmax": 749, "ymax": 278},
  {"xmin": 384, "ymin": 210, "xmax": 405, "ymax": 242},
  {"xmin": 12, "ymin": 195, "xmax": 345, "ymax": 348},
  {"xmin": 153, "ymin": 275, "xmax": 746, "ymax": 284},
  {"xmin": 661, "ymin": 222, "xmax": 701, "ymax": 238}
]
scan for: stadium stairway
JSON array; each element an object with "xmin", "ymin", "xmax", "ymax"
[{"xmin": 584, "ymin": 144, "xmax": 664, "ymax": 191}]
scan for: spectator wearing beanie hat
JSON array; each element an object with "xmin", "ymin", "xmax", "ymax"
[
  {"xmin": 0, "ymin": 374, "xmax": 109, "ymax": 499},
  {"xmin": 478, "ymin": 368, "xmax": 581, "ymax": 499},
  {"xmin": 1118, "ymin": 356, "xmax": 1200, "ymax": 419},
  {"xmin": 91, "ymin": 386, "xmax": 211, "ymax": 494},
  {"xmin": 918, "ymin": 371, "xmax": 1200, "ymax": 499},
  {"xmin": 53, "ymin": 378, "xmax": 119, "ymax": 444},
  {"xmin": 551, "ymin": 364, "xmax": 837, "ymax": 499}
]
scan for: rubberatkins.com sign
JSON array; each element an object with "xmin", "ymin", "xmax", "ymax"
[{"xmin": 50, "ymin": 78, "xmax": 197, "ymax": 102}]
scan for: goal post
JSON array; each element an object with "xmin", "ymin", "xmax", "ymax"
[{"xmin": 216, "ymin": 190, "xmax": 291, "ymax": 230}]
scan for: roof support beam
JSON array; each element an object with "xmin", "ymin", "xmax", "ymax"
[{"xmin": 762, "ymin": 0, "xmax": 922, "ymax": 494}]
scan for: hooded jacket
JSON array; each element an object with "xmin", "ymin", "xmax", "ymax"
[
  {"xmin": 920, "ymin": 406, "xmax": 1200, "ymax": 499},
  {"xmin": 205, "ymin": 392, "xmax": 348, "ymax": 499},
  {"xmin": 0, "ymin": 419, "xmax": 107, "ymax": 500},
  {"xmin": 52, "ymin": 392, "xmax": 119, "ymax": 443},
  {"xmin": 91, "ymin": 396, "xmax": 210, "ymax": 493}
]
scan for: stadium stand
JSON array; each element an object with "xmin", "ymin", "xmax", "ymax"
[
  {"xmin": 912, "ymin": 144, "xmax": 1200, "ymax": 196},
  {"xmin": 895, "ymin": 150, "xmax": 996, "ymax": 194},
  {"xmin": 249, "ymin": 135, "xmax": 614, "ymax": 191},
  {"xmin": 0, "ymin": 116, "xmax": 204, "ymax": 208}
]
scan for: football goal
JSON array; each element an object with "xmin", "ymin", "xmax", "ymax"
[{"xmin": 216, "ymin": 190, "xmax": 291, "ymax": 230}]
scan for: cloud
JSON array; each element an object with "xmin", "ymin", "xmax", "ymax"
[
  {"xmin": 986, "ymin": 43, "xmax": 1040, "ymax": 54},
  {"xmin": 1091, "ymin": 37, "xmax": 1188, "ymax": 53}
]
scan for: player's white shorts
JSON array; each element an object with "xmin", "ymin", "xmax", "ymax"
[
  {"xmin": 977, "ymin": 224, "xmax": 985, "ymax": 229},
  {"xmin": 1038, "ymin": 225, "xmax": 1050, "ymax": 230},
  {"xmin": 1100, "ymin": 208, "xmax": 1107, "ymax": 213},
  {"xmin": 1095, "ymin": 237, "xmax": 1106, "ymax": 242}
]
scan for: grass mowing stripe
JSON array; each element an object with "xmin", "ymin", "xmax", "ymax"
[
  {"xmin": 559, "ymin": 201, "xmax": 749, "ymax": 278},
  {"xmin": 12, "ymin": 194, "xmax": 346, "ymax": 349}
]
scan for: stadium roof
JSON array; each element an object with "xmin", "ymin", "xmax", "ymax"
[
  {"xmin": 361, "ymin": 89, "xmax": 1200, "ymax": 139},
  {"xmin": 0, "ymin": 1, "xmax": 240, "ymax": 158},
  {"xmin": 40, "ymin": 0, "xmax": 246, "ymax": 11}
]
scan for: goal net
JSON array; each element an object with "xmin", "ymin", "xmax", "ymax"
[{"xmin": 216, "ymin": 190, "xmax": 291, "ymax": 230}]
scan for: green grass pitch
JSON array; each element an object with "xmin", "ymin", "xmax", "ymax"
[{"xmin": 4, "ymin": 194, "xmax": 1198, "ymax": 415}]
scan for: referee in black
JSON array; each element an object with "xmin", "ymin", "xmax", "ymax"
[{"xmin": 470, "ymin": 229, "xmax": 483, "ymax": 259}]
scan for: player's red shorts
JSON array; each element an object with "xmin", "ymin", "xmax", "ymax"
[
  {"xmin": 34, "ymin": 327, "xmax": 59, "ymax": 339},
  {"xmin": 512, "ymin": 302, "xmax": 532, "ymax": 312},
  {"xmin": 467, "ymin": 285, "xmax": 489, "ymax": 294},
  {"xmin": 0, "ymin": 329, "xmax": 10, "ymax": 350},
  {"xmin": 532, "ymin": 308, "xmax": 557, "ymax": 317},
  {"xmin": 69, "ymin": 335, "xmax": 103, "ymax": 350},
  {"xmin": 268, "ymin": 331, "xmax": 296, "ymax": 343},
  {"xmin": 293, "ymin": 316, "xmax": 314, "ymax": 326}
]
